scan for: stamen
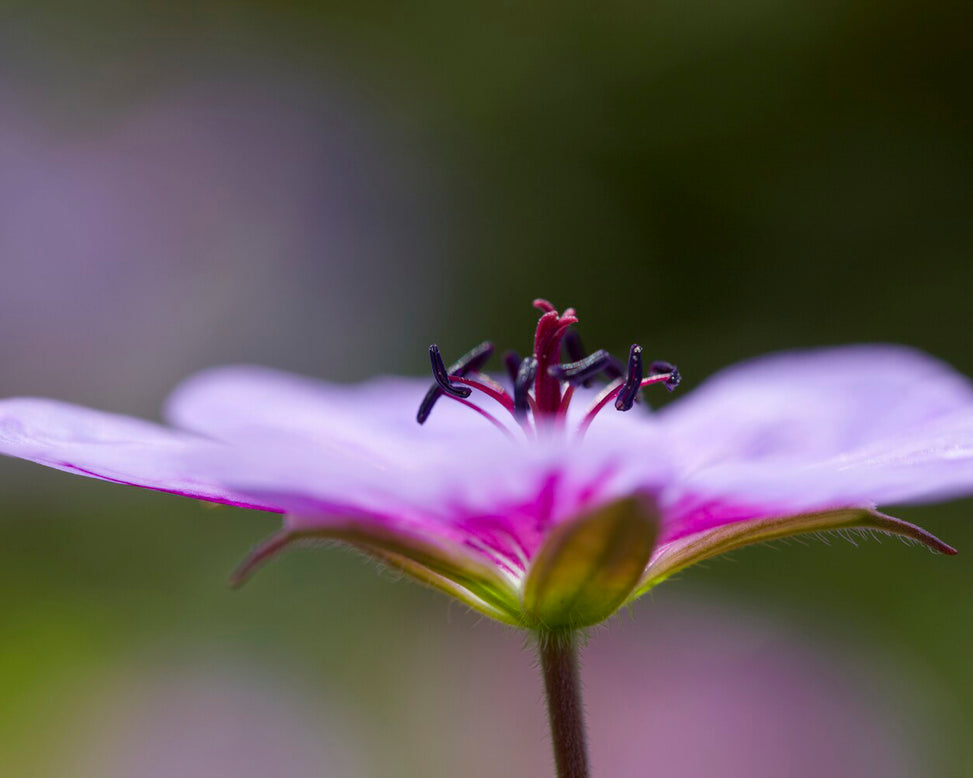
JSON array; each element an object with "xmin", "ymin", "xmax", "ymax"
[
  {"xmin": 430, "ymin": 345, "xmax": 472, "ymax": 398},
  {"xmin": 526, "ymin": 392, "xmax": 540, "ymax": 417},
  {"xmin": 446, "ymin": 396, "xmax": 518, "ymax": 442},
  {"xmin": 504, "ymin": 351, "xmax": 522, "ymax": 387},
  {"xmin": 452, "ymin": 340, "xmax": 495, "ymax": 374},
  {"xmin": 449, "ymin": 375, "xmax": 516, "ymax": 413},
  {"xmin": 514, "ymin": 356, "xmax": 538, "ymax": 419},
  {"xmin": 468, "ymin": 371, "xmax": 512, "ymax": 399},
  {"xmin": 614, "ymin": 344, "xmax": 643, "ymax": 411},
  {"xmin": 650, "ymin": 360, "xmax": 681, "ymax": 391},
  {"xmin": 416, "ymin": 387, "xmax": 444, "ymax": 425},
  {"xmin": 575, "ymin": 377, "xmax": 624, "ymax": 438},
  {"xmin": 563, "ymin": 330, "xmax": 586, "ymax": 364},
  {"xmin": 576, "ymin": 365, "xmax": 680, "ymax": 438},
  {"xmin": 417, "ymin": 342, "xmax": 494, "ymax": 424},
  {"xmin": 417, "ymin": 301, "xmax": 679, "ymax": 438},
  {"xmin": 556, "ymin": 384, "xmax": 576, "ymax": 420},
  {"xmin": 549, "ymin": 349, "xmax": 626, "ymax": 387}
]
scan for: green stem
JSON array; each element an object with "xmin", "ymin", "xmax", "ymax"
[{"xmin": 538, "ymin": 630, "xmax": 590, "ymax": 778}]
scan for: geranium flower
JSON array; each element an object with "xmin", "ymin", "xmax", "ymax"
[{"xmin": 0, "ymin": 299, "xmax": 968, "ymax": 632}]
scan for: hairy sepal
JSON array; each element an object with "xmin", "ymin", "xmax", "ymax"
[
  {"xmin": 629, "ymin": 507, "xmax": 957, "ymax": 602},
  {"xmin": 232, "ymin": 523, "xmax": 522, "ymax": 624}
]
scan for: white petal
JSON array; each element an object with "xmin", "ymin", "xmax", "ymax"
[{"xmin": 0, "ymin": 398, "xmax": 279, "ymax": 510}]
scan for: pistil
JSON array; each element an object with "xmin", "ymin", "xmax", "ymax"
[{"xmin": 531, "ymin": 302, "xmax": 579, "ymax": 416}]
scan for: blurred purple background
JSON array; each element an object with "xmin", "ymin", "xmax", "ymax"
[{"xmin": 0, "ymin": 71, "xmax": 445, "ymax": 416}]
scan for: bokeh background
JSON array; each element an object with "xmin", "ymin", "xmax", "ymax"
[{"xmin": 1, "ymin": 1, "xmax": 972, "ymax": 775}]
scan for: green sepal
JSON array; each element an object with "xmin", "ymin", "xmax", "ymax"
[
  {"xmin": 628, "ymin": 507, "xmax": 957, "ymax": 602},
  {"xmin": 521, "ymin": 495, "xmax": 661, "ymax": 630},
  {"xmin": 231, "ymin": 523, "xmax": 523, "ymax": 625}
]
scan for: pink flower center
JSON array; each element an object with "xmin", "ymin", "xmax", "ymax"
[{"xmin": 416, "ymin": 299, "xmax": 680, "ymax": 440}]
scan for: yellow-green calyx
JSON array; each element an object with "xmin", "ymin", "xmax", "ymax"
[{"xmin": 521, "ymin": 496, "xmax": 660, "ymax": 630}]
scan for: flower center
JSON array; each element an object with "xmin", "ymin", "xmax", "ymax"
[{"xmin": 416, "ymin": 298, "xmax": 680, "ymax": 440}]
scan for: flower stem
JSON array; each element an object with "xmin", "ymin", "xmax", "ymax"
[{"xmin": 538, "ymin": 630, "xmax": 590, "ymax": 778}]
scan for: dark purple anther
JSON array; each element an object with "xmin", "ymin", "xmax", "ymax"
[
  {"xmin": 514, "ymin": 356, "xmax": 538, "ymax": 418},
  {"xmin": 549, "ymin": 350, "xmax": 607, "ymax": 385},
  {"xmin": 615, "ymin": 345, "xmax": 643, "ymax": 411},
  {"xmin": 417, "ymin": 342, "xmax": 493, "ymax": 424},
  {"xmin": 504, "ymin": 351, "xmax": 522, "ymax": 387},
  {"xmin": 430, "ymin": 345, "xmax": 473, "ymax": 398},
  {"xmin": 650, "ymin": 360, "xmax": 681, "ymax": 391},
  {"xmin": 416, "ymin": 390, "xmax": 441, "ymax": 424},
  {"xmin": 562, "ymin": 331, "xmax": 593, "ymax": 387},
  {"xmin": 549, "ymin": 349, "xmax": 626, "ymax": 387},
  {"xmin": 563, "ymin": 330, "xmax": 586, "ymax": 364}
]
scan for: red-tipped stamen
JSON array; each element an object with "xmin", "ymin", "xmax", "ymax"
[
  {"xmin": 469, "ymin": 371, "xmax": 513, "ymax": 398},
  {"xmin": 445, "ymin": 395, "xmax": 519, "ymax": 441},
  {"xmin": 575, "ymin": 373, "xmax": 675, "ymax": 439},
  {"xmin": 449, "ymin": 374, "xmax": 535, "ymax": 437},
  {"xmin": 449, "ymin": 375, "xmax": 516, "ymax": 414}
]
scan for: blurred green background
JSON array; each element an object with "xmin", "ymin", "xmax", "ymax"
[{"xmin": 1, "ymin": 1, "xmax": 972, "ymax": 775}]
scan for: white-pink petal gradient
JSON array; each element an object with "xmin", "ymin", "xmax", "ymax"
[
  {"xmin": 165, "ymin": 365, "xmax": 673, "ymax": 569},
  {"xmin": 2, "ymin": 344, "xmax": 973, "ymax": 578},
  {"xmin": 657, "ymin": 345, "xmax": 973, "ymax": 539},
  {"xmin": 0, "ymin": 398, "xmax": 281, "ymax": 512}
]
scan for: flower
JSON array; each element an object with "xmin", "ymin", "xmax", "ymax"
[{"xmin": 0, "ymin": 299, "xmax": 969, "ymax": 630}]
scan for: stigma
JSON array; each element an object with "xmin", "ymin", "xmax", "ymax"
[{"xmin": 417, "ymin": 299, "xmax": 680, "ymax": 439}]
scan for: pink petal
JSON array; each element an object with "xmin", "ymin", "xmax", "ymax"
[
  {"xmin": 661, "ymin": 344, "xmax": 973, "ymax": 469},
  {"xmin": 164, "ymin": 365, "xmax": 515, "ymax": 446},
  {"xmin": 660, "ymin": 345, "xmax": 973, "ymax": 540},
  {"xmin": 167, "ymin": 365, "xmax": 673, "ymax": 567},
  {"xmin": 187, "ymin": 425, "xmax": 669, "ymax": 574},
  {"xmin": 0, "ymin": 398, "xmax": 280, "ymax": 511}
]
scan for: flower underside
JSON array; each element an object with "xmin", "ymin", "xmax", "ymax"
[
  {"xmin": 233, "ymin": 498, "xmax": 954, "ymax": 630},
  {"xmin": 229, "ymin": 299, "xmax": 957, "ymax": 631}
]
